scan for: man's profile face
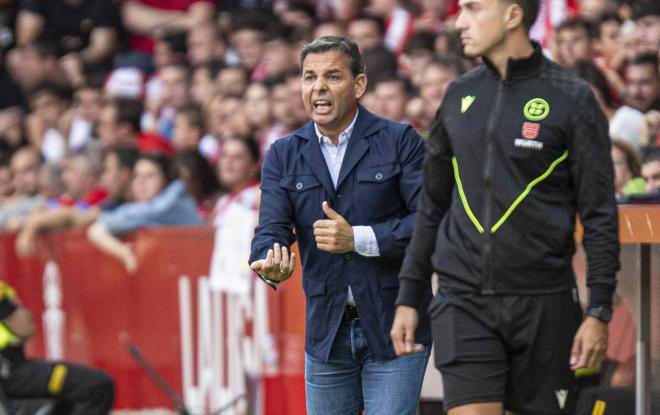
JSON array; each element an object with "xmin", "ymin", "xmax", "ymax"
[
  {"xmin": 642, "ymin": 160, "xmax": 660, "ymax": 193},
  {"xmin": 626, "ymin": 63, "xmax": 660, "ymax": 112},
  {"xmin": 301, "ymin": 50, "xmax": 366, "ymax": 136},
  {"xmin": 454, "ymin": 0, "xmax": 510, "ymax": 58}
]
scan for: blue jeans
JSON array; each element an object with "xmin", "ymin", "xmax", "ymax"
[{"xmin": 305, "ymin": 318, "xmax": 430, "ymax": 415}]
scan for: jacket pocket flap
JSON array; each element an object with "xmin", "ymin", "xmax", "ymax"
[
  {"xmin": 302, "ymin": 275, "xmax": 326, "ymax": 296},
  {"xmin": 280, "ymin": 174, "xmax": 323, "ymax": 192},
  {"xmin": 356, "ymin": 163, "xmax": 401, "ymax": 183}
]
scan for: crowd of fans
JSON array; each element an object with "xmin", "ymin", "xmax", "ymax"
[{"xmin": 0, "ymin": 0, "xmax": 657, "ymax": 271}]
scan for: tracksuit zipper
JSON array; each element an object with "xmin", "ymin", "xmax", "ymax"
[{"xmin": 481, "ymin": 80, "xmax": 506, "ymax": 295}]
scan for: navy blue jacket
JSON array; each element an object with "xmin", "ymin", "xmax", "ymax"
[{"xmin": 249, "ymin": 108, "xmax": 431, "ymax": 361}]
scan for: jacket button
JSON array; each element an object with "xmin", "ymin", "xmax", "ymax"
[
  {"xmin": 295, "ymin": 182, "xmax": 303, "ymax": 190},
  {"xmin": 374, "ymin": 172, "xmax": 383, "ymax": 180},
  {"xmin": 343, "ymin": 253, "xmax": 352, "ymax": 261}
]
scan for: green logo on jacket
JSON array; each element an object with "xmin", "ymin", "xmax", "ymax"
[
  {"xmin": 461, "ymin": 95, "xmax": 476, "ymax": 113},
  {"xmin": 523, "ymin": 98, "xmax": 550, "ymax": 121}
]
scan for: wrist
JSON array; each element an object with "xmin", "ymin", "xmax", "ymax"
[{"xmin": 586, "ymin": 306, "xmax": 612, "ymax": 323}]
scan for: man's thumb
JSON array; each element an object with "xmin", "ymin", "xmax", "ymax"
[{"xmin": 322, "ymin": 201, "xmax": 340, "ymax": 219}]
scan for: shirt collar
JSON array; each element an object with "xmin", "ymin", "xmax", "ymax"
[{"xmin": 314, "ymin": 109, "xmax": 359, "ymax": 145}]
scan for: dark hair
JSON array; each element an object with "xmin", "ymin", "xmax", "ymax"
[
  {"xmin": 175, "ymin": 149, "xmax": 221, "ymax": 198},
  {"xmin": 629, "ymin": 53, "xmax": 659, "ymax": 77},
  {"xmin": 503, "ymin": 0, "xmax": 540, "ymax": 31},
  {"xmin": 176, "ymin": 102, "xmax": 206, "ymax": 131},
  {"xmin": 350, "ymin": 15, "xmax": 386, "ymax": 36},
  {"xmin": 642, "ymin": 147, "xmax": 660, "ymax": 165},
  {"xmin": 572, "ymin": 60, "xmax": 616, "ymax": 109},
  {"xmin": 300, "ymin": 36, "xmax": 364, "ymax": 77},
  {"xmin": 373, "ymin": 74, "xmax": 414, "ymax": 96},
  {"xmin": 225, "ymin": 135, "xmax": 261, "ymax": 165},
  {"xmin": 112, "ymin": 98, "xmax": 144, "ymax": 133},
  {"xmin": 29, "ymin": 81, "xmax": 71, "ymax": 102},
  {"xmin": 137, "ymin": 152, "xmax": 175, "ymax": 183},
  {"xmin": 105, "ymin": 146, "xmax": 139, "ymax": 171},
  {"xmin": 612, "ymin": 139, "xmax": 642, "ymax": 177},
  {"xmin": 363, "ymin": 46, "xmax": 397, "ymax": 89},
  {"xmin": 425, "ymin": 54, "xmax": 466, "ymax": 77},
  {"xmin": 595, "ymin": 12, "xmax": 622, "ymax": 38},
  {"xmin": 405, "ymin": 31, "xmax": 436, "ymax": 54},
  {"xmin": 632, "ymin": 0, "xmax": 660, "ymax": 20},
  {"xmin": 555, "ymin": 16, "xmax": 595, "ymax": 38}
]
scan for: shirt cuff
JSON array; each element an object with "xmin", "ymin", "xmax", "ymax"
[{"xmin": 352, "ymin": 226, "xmax": 380, "ymax": 257}]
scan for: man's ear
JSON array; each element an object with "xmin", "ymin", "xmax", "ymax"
[
  {"xmin": 354, "ymin": 73, "xmax": 368, "ymax": 100},
  {"xmin": 505, "ymin": 3, "xmax": 525, "ymax": 31}
]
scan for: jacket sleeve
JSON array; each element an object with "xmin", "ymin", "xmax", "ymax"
[
  {"xmin": 568, "ymin": 89, "xmax": 620, "ymax": 310},
  {"xmin": 370, "ymin": 125, "xmax": 425, "ymax": 259},
  {"xmin": 249, "ymin": 142, "xmax": 297, "ymax": 264},
  {"xmin": 396, "ymin": 106, "xmax": 455, "ymax": 309}
]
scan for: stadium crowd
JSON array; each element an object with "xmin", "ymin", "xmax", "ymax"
[{"xmin": 0, "ymin": 0, "xmax": 657, "ymax": 392}]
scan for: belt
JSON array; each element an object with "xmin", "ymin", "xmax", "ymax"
[{"xmin": 343, "ymin": 304, "xmax": 359, "ymax": 321}]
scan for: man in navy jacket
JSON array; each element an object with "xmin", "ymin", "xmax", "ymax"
[{"xmin": 249, "ymin": 36, "xmax": 430, "ymax": 414}]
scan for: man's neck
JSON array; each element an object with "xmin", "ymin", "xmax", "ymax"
[{"xmin": 485, "ymin": 34, "xmax": 535, "ymax": 79}]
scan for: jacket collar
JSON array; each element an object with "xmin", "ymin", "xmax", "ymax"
[
  {"xmin": 296, "ymin": 106, "xmax": 388, "ymax": 195},
  {"xmin": 483, "ymin": 41, "xmax": 546, "ymax": 81}
]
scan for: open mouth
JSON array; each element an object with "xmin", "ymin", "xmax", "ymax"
[{"xmin": 313, "ymin": 99, "xmax": 332, "ymax": 114}]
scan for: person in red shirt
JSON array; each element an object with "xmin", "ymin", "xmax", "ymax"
[{"xmin": 116, "ymin": 0, "xmax": 217, "ymax": 72}]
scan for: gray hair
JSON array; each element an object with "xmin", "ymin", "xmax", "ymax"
[{"xmin": 300, "ymin": 36, "xmax": 365, "ymax": 77}]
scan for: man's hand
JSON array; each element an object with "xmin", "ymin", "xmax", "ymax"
[
  {"xmin": 313, "ymin": 202, "xmax": 354, "ymax": 253},
  {"xmin": 249, "ymin": 243, "xmax": 296, "ymax": 283},
  {"xmin": 390, "ymin": 305, "xmax": 424, "ymax": 356},
  {"xmin": 570, "ymin": 316, "xmax": 609, "ymax": 370}
]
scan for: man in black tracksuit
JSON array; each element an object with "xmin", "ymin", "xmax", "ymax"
[
  {"xmin": 389, "ymin": 0, "xmax": 619, "ymax": 413},
  {"xmin": 0, "ymin": 281, "xmax": 114, "ymax": 414}
]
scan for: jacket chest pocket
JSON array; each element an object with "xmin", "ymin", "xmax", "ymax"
[
  {"xmin": 280, "ymin": 174, "xmax": 324, "ymax": 225},
  {"xmin": 356, "ymin": 163, "xmax": 402, "ymax": 217}
]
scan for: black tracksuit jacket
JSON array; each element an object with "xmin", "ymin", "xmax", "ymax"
[{"xmin": 396, "ymin": 44, "xmax": 620, "ymax": 310}]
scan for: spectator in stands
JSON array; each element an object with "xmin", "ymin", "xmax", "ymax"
[
  {"xmin": 400, "ymin": 31, "xmax": 436, "ymax": 87},
  {"xmin": 0, "ymin": 147, "xmax": 44, "ymax": 229},
  {"xmin": 154, "ymin": 63, "xmax": 190, "ymax": 140},
  {"xmin": 13, "ymin": 0, "xmax": 119, "ymax": 74},
  {"xmin": 7, "ymin": 37, "xmax": 69, "ymax": 92},
  {"xmin": 629, "ymin": 1, "xmax": 660, "ymax": 56},
  {"xmin": 15, "ymin": 147, "xmax": 139, "ymax": 258},
  {"xmin": 641, "ymin": 148, "xmax": 660, "ymax": 194},
  {"xmin": 573, "ymin": 60, "xmax": 645, "ymax": 147},
  {"xmin": 417, "ymin": 55, "xmax": 463, "ymax": 129},
  {"xmin": 313, "ymin": 20, "xmax": 348, "ymax": 38},
  {"xmin": 0, "ymin": 280, "xmax": 114, "ymax": 414},
  {"xmin": 261, "ymin": 36, "xmax": 298, "ymax": 79},
  {"xmin": 593, "ymin": 13, "xmax": 625, "ymax": 80},
  {"xmin": 206, "ymin": 93, "xmax": 253, "ymax": 146},
  {"xmin": 186, "ymin": 22, "xmax": 228, "ymax": 66},
  {"xmin": 373, "ymin": 75, "xmax": 412, "ymax": 122},
  {"xmin": 243, "ymin": 82, "xmax": 276, "ymax": 153},
  {"xmin": 24, "ymin": 81, "xmax": 71, "ymax": 162},
  {"xmin": 38, "ymin": 162, "xmax": 65, "ymax": 201},
  {"xmin": 118, "ymin": 0, "xmax": 216, "ymax": 73},
  {"xmin": 87, "ymin": 152, "xmax": 202, "ymax": 273},
  {"xmin": 230, "ymin": 15, "xmax": 267, "ymax": 79},
  {"xmin": 52, "ymin": 152, "xmax": 107, "ymax": 209},
  {"xmin": 175, "ymin": 148, "xmax": 220, "ymax": 221},
  {"xmin": 64, "ymin": 83, "xmax": 104, "ymax": 154},
  {"xmin": 611, "ymin": 139, "xmax": 645, "ymax": 198},
  {"xmin": 554, "ymin": 17, "xmax": 595, "ymax": 68},
  {"xmin": 216, "ymin": 65, "xmax": 249, "ymax": 96},
  {"xmin": 368, "ymin": 0, "xmax": 415, "ymax": 56},
  {"xmin": 347, "ymin": 15, "xmax": 385, "ymax": 51},
  {"xmin": 413, "ymin": 0, "xmax": 454, "ymax": 33},
  {"xmin": 97, "ymin": 98, "xmax": 175, "ymax": 154},
  {"xmin": 625, "ymin": 53, "xmax": 660, "ymax": 113},
  {"xmin": 190, "ymin": 61, "xmax": 222, "ymax": 106},
  {"xmin": 173, "ymin": 102, "xmax": 205, "ymax": 151}
]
